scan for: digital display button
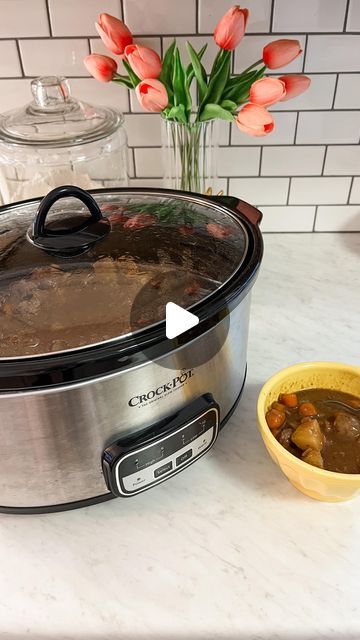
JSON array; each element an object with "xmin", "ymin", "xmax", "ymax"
[
  {"xmin": 176, "ymin": 449, "xmax": 192, "ymax": 467},
  {"xmin": 154, "ymin": 461, "xmax": 173, "ymax": 478}
]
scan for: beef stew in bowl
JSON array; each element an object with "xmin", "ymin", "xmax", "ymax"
[{"xmin": 266, "ymin": 389, "xmax": 360, "ymax": 473}]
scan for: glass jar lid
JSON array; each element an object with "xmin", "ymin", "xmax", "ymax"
[
  {"xmin": 0, "ymin": 186, "xmax": 249, "ymax": 358},
  {"xmin": 0, "ymin": 76, "xmax": 123, "ymax": 148}
]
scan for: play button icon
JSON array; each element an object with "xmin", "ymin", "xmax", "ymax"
[{"xmin": 165, "ymin": 302, "xmax": 199, "ymax": 339}]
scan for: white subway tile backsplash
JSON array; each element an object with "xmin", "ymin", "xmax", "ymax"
[
  {"xmin": 350, "ymin": 178, "xmax": 360, "ymax": 203},
  {"xmin": 129, "ymin": 178, "xmax": 163, "ymax": 188},
  {"xmin": 261, "ymin": 146, "xmax": 325, "ymax": 176},
  {"xmin": 134, "ymin": 148, "xmax": 162, "ymax": 177},
  {"xmin": 334, "ymin": 74, "xmax": 360, "ymax": 108},
  {"xmin": 69, "ymin": 78, "xmax": 129, "ymax": 112},
  {"xmin": 124, "ymin": 115, "xmax": 161, "ymax": 146},
  {"xmin": 324, "ymin": 146, "xmax": 360, "ymax": 176},
  {"xmin": 234, "ymin": 35, "xmax": 306, "ymax": 75},
  {"xmin": 315, "ymin": 206, "xmax": 360, "ymax": 231},
  {"xmin": 273, "ymin": 0, "xmax": 347, "ymax": 33},
  {"xmin": 49, "ymin": 0, "xmax": 121, "ymax": 36},
  {"xmin": 229, "ymin": 177, "xmax": 289, "ymax": 205},
  {"xmin": 231, "ymin": 112, "xmax": 297, "ymax": 145},
  {"xmin": 271, "ymin": 75, "xmax": 336, "ymax": 111},
  {"xmin": 347, "ymin": 0, "xmax": 360, "ymax": 32},
  {"xmin": 289, "ymin": 177, "xmax": 352, "ymax": 204},
  {"xmin": 305, "ymin": 36, "xmax": 360, "ymax": 72},
  {"xmin": 296, "ymin": 111, "xmax": 360, "ymax": 144},
  {"xmin": 0, "ymin": 0, "xmax": 49, "ymax": 37},
  {"xmin": 123, "ymin": 0, "xmax": 196, "ymax": 34},
  {"xmin": 19, "ymin": 39, "xmax": 89, "ymax": 77},
  {"xmin": 218, "ymin": 147, "xmax": 260, "ymax": 176},
  {"xmin": 259, "ymin": 206, "xmax": 316, "ymax": 232},
  {"xmin": 199, "ymin": 0, "xmax": 272, "ymax": 34},
  {"xmin": 0, "ymin": 42, "xmax": 22, "ymax": 78},
  {"xmin": 0, "ymin": 79, "xmax": 33, "ymax": 112}
]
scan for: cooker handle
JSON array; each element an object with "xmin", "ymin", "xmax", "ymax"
[
  {"xmin": 209, "ymin": 195, "xmax": 262, "ymax": 226},
  {"xmin": 28, "ymin": 185, "xmax": 110, "ymax": 256}
]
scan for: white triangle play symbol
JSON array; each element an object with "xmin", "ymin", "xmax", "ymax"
[{"xmin": 165, "ymin": 302, "xmax": 199, "ymax": 339}]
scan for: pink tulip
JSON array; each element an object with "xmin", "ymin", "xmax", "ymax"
[
  {"xmin": 263, "ymin": 39, "xmax": 302, "ymax": 69},
  {"xmin": 236, "ymin": 103, "xmax": 274, "ymax": 137},
  {"xmin": 207, "ymin": 222, "xmax": 233, "ymax": 239},
  {"xmin": 125, "ymin": 44, "xmax": 162, "ymax": 80},
  {"xmin": 278, "ymin": 74, "xmax": 311, "ymax": 101},
  {"xmin": 84, "ymin": 54, "xmax": 117, "ymax": 82},
  {"xmin": 249, "ymin": 77, "xmax": 286, "ymax": 106},
  {"xmin": 214, "ymin": 5, "xmax": 249, "ymax": 50},
  {"xmin": 95, "ymin": 13, "xmax": 132, "ymax": 55},
  {"xmin": 135, "ymin": 79, "xmax": 168, "ymax": 112},
  {"xmin": 124, "ymin": 213, "xmax": 156, "ymax": 229}
]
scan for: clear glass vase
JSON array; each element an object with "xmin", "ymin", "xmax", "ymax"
[{"xmin": 161, "ymin": 118, "xmax": 219, "ymax": 193}]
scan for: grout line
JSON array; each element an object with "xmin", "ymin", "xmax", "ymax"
[
  {"xmin": 331, "ymin": 73, "xmax": 339, "ymax": 109},
  {"xmin": 302, "ymin": 34, "xmax": 308, "ymax": 72},
  {"xmin": 258, "ymin": 146, "xmax": 263, "ymax": 176},
  {"xmin": 4, "ymin": 31, "xmax": 360, "ymax": 41},
  {"xmin": 15, "ymin": 40, "xmax": 25, "ymax": 77},
  {"xmin": 347, "ymin": 176, "xmax": 354, "ymax": 204},
  {"xmin": 120, "ymin": 0, "xmax": 126, "ymax": 23},
  {"xmin": 286, "ymin": 177, "xmax": 291, "ymax": 205},
  {"xmin": 293, "ymin": 111, "xmax": 300, "ymax": 144},
  {"xmin": 86, "ymin": 38, "xmax": 91, "ymax": 55},
  {"xmin": 226, "ymin": 177, "xmax": 230, "ymax": 196},
  {"xmin": 320, "ymin": 145, "xmax": 328, "ymax": 176},
  {"xmin": 312, "ymin": 205, "xmax": 318, "ymax": 231},
  {"xmin": 45, "ymin": 0, "xmax": 53, "ymax": 37},
  {"xmin": 269, "ymin": 0, "xmax": 275, "ymax": 32},
  {"xmin": 195, "ymin": 0, "xmax": 199, "ymax": 34},
  {"xmin": 160, "ymin": 36, "xmax": 164, "ymax": 59},
  {"xmin": 343, "ymin": 0, "xmax": 351, "ymax": 32},
  {"xmin": 132, "ymin": 148, "xmax": 137, "ymax": 178}
]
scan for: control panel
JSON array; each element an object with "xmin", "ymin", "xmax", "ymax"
[{"xmin": 102, "ymin": 394, "xmax": 219, "ymax": 497}]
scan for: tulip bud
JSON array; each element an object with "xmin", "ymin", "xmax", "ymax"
[
  {"xmin": 236, "ymin": 103, "xmax": 274, "ymax": 137},
  {"xmin": 135, "ymin": 79, "xmax": 168, "ymax": 112},
  {"xmin": 263, "ymin": 39, "xmax": 302, "ymax": 70},
  {"xmin": 95, "ymin": 13, "xmax": 132, "ymax": 55},
  {"xmin": 249, "ymin": 77, "xmax": 286, "ymax": 106},
  {"xmin": 125, "ymin": 44, "xmax": 162, "ymax": 80},
  {"xmin": 84, "ymin": 54, "xmax": 117, "ymax": 82},
  {"xmin": 278, "ymin": 74, "xmax": 311, "ymax": 101},
  {"xmin": 214, "ymin": 5, "xmax": 249, "ymax": 50}
]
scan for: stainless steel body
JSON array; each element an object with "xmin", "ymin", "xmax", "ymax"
[{"xmin": 0, "ymin": 294, "xmax": 250, "ymax": 508}]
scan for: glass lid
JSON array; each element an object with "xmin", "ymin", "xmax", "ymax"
[
  {"xmin": 0, "ymin": 187, "xmax": 248, "ymax": 358},
  {"xmin": 0, "ymin": 76, "xmax": 122, "ymax": 148}
]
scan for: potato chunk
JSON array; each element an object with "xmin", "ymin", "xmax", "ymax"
[
  {"xmin": 291, "ymin": 419, "xmax": 323, "ymax": 451},
  {"xmin": 302, "ymin": 448, "xmax": 324, "ymax": 469}
]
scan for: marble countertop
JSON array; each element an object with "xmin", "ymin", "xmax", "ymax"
[{"xmin": 1, "ymin": 232, "xmax": 359, "ymax": 640}]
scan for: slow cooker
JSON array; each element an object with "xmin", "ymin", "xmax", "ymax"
[{"xmin": 0, "ymin": 185, "xmax": 263, "ymax": 513}]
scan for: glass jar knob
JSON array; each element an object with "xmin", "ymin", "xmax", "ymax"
[{"xmin": 31, "ymin": 76, "xmax": 71, "ymax": 111}]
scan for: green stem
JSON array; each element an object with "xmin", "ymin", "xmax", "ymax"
[{"xmin": 241, "ymin": 59, "xmax": 265, "ymax": 75}]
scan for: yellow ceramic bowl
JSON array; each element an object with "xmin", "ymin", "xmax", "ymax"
[{"xmin": 257, "ymin": 362, "xmax": 360, "ymax": 502}]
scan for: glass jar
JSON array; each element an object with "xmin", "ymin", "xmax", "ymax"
[{"xmin": 0, "ymin": 76, "xmax": 128, "ymax": 204}]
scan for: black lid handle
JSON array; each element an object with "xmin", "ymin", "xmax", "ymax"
[
  {"xmin": 209, "ymin": 195, "xmax": 262, "ymax": 226},
  {"xmin": 28, "ymin": 185, "xmax": 110, "ymax": 256}
]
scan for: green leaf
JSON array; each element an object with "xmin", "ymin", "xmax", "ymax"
[
  {"xmin": 112, "ymin": 75, "xmax": 133, "ymax": 89},
  {"xmin": 122, "ymin": 59, "xmax": 140, "ymax": 88},
  {"xmin": 220, "ymin": 99, "xmax": 238, "ymax": 112},
  {"xmin": 166, "ymin": 104, "xmax": 187, "ymax": 123},
  {"xmin": 172, "ymin": 46, "xmax": 189, "ymax": 116},
  {"xmin": 199, "ymin": 103, "xmax": 235, "ymax": 122},
  {"xmin": 185, "ymin": 43, "xmax": 207, "ymax": 79},
  {"xmin": 223, "ymin": 66, "xmax": 266, "ymax": 103},
  {"xmin": 160, "ymin": 39, "xmax": 176, "ymax": 87},
  {"xmin": 199, "ymin": 49, "xmax": 231, "ymax": 111},
  {"xmin": 186, "ymin": 42, "xmax": 207, "ymax": 103}
]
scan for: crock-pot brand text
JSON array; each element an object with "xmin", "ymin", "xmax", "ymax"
[{"xmin": 128, "ymin": 369, "xmax": 194, "ymax": 407}]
